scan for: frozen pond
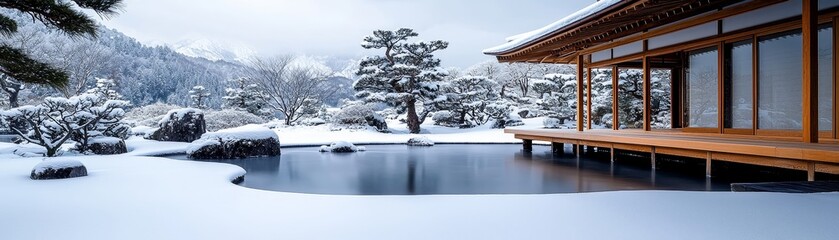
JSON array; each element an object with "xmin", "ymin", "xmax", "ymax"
[{"xmin": 166, "ymin": 144, "xmax": 774, "ymax": 195}]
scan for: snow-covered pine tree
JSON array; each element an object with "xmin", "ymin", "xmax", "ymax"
[
  {"xmin": 222, "ymin": 77, "xmax": 270, "ymax": 117},
  {"xmin": 0, "ymin": 73, "xmax": 22, "ymax": 107},
  {"xmin": 85, "ymin": 77, "xmax": 123, "ymax": 103},
  {"xmin": 433, "ymin": 75, "xmax": 499, "ymax": 127},
  {"xmin": 0, "ymin": 0, "xmax": 123, "ymax": 88},
  {"xmin": 533, "ymin": 74, "xmax": 577, "ymax": 122},
  {"xmin": 189, "ymin": 85, "xmax": 211, "ymax": 109},
  {"xmin": 354, "ymin": 28, "xmax": 448, "ymax": 133}
]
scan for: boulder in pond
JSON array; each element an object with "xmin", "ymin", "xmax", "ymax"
[
  {"xmin": 319, "ymin": 141, "xmax": 366, "ymax": 153},
  {"xmin": 88, "ymin": 137, "xmax": 128, "ymax": 155},
  {"xmin": 365, "ymin": 113, "xmax": 389, "ymax": 133},
  {"xmin": 30, "ymin": 159, "xmax": 87, "ymax": 180},
  {"xmin": 407, "ymin": 136, "xmax": 434, "ymax": 146},
  {"xmin": 187, "ymin": 125, "xmax": 281, "ymax": 159},
  {"xmin": 148, "ymin": 108, "xmax": 206, "ymax": 142}
]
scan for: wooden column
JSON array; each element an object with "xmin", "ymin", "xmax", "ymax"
[
  {"xmin": 523, "ymin": 140, "xmax": 533, "ymax": 152},
  {"xmin": 706, "ymin": 152, "xmax": 712, "ymax": 178},
  {"xmin": 802, "ymin": 0, "xmax": 819, "ymax": 143},
  {"xmin": 551, "ymin": 142, "xmax": 563, "ymax": 154},
  {"xmin": 643, "ymin": 56, "xmax": 652, "ymax": 131},
  {"xmin": 612, "ymin": 66, "xmax": 620, "ymax": 130},
  {"xmin": 807, "ymin": 162, "xmax": 816, "ymax": 181},
  {"xmin": 587, "ymin": 67, "xmax": 593, "ymax": 130},
  {"xmin": 577, "ymin": 55, "xmax": 585, "ymax": 132}
]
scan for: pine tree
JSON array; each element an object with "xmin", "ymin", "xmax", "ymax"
[
  {"xmin": 189, "ymin": 85, "xmax": 210, "ymax": 109},
  {"xmin": 354, "ymin": 28, "xmax": 448, "ymax": 133},
  {"xmin": 222, "ymin": 77, "xmax": 269, "ymax": 117},
  {"xmin": 85, "ymin": 77, "xmax": 123, "ymax": 103},
  {"xmin": 0, "ymin": 0, "xmax": 123, "ymax": 88}
]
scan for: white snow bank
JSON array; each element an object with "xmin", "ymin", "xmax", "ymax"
[
  {"xmin": 0, "ymin": 156, "xmax": 837, "ymax": 240},
  {"xmin": 31, "ymin": 159, "xmax": 84, "ymax": 175},
  {"xmin": 88, "ymin": 136, "xmax": 123, "ymax": 144},
  {"xmin": 483, "ymin": 0, "xmax": 621, "ymax": 55},
  {"xmin": 130, "ymin": 126, "xmax": 157, "ymax": 136}
]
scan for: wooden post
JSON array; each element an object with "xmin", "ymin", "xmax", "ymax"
[
  {"xmin": 802, "ymin": 0, "xmax": 819, "ymax": 143},
  {"xmin": 807, "ymin": 162, "xmax": 816, "ymax": 181},
  {"xmin": 650, "ymin": 147, "xmax": 656, "ymax": 170},
  {"xmin": 643, "ymin": 56, "xmax": 652, "ymax": 131},
  {"xmin": 706, "ymin": 152, "xmax": 712, "ymax": 178},
  {"xmin": 577, "ymin": 55, "xmax": 585, "ymax": 132},
  {"xmin": 587, "ymin": 67, "xmax": 593, "ymax": 130},
  {"xmin": 551, "ymin": 142, "xmax": 563, "ymax": 154},
  {"xmin": 612, "ymin": 66, "xmax": 620, "ymax": 130},
  {"xmin": 523, "ymin": 140, "xmax": 533, "ymax": 152},
  {"xmin": 610, "ymin": 146, "xmax": 616, "ymax": 162}
]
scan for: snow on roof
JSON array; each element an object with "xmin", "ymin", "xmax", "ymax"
[{"xmin": 483, "ymin": 0, "xmax": 622, "ymax": 55}]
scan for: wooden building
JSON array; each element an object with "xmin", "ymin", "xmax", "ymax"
[{"xmin": 484, "ymin": 0, "xmax": 839, "ymax": 180}]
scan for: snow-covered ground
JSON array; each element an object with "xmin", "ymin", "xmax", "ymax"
[
  {"xmin": 1, "ymin": 119, "xmax": 838, "ymax": 239},
  {"xmin": 0, "ymin": 155, "xmax": 837, "ymax": 240}
]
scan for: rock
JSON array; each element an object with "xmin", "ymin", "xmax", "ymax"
[
  {"xmin": 148, "ymin": 108, "xmax": 206, "ymax": 142},
  {"xmin": 186, "ymin": 125, "xmax": 281, "ymax": 159},
  {"xmin": 407, "ymin": 136, "xmax": 435, "ymax": 146},
  {"xmin": 320, "ymin": 141, "xmax": 365, "ymax": 153},
  {"xmin": 88, "ymin": 137, "xmax": 128, "ymax": 155},
  {"xmin": 30, "ymin": 159, "xmax": 87, "ymax": 180},
  {"xmin": 365, "ymin": 113, "xmax": 389, "ymax": 133}
]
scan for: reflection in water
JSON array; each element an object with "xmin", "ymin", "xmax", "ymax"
[{"xmin": 171, "ymin": 145, "xmax": 742, "ymax": 195}]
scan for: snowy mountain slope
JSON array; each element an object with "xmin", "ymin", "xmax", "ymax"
[{"xmin": 171, "ymin": 39, "xmax": 256, "ymax": 64}]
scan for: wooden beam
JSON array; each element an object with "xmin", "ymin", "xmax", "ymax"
[
  {"xmin": 523, "ymin": 139, "xmax": 533, "ymax": 152},
  {"xmin": 587, "ymin": 67, "xmax": 593, "ymax": 130},
  {"xmin": 577, "ymin": 55, "xmax": 585, "ymax": 132},
  {"xmin": 803, "ymin": 0, "xmax": 819, "ymax": 143},
  {"xmin": 612, "ymin": 66, "xmax": 620, "ymax": 130},
  {"xmin": 643, "ymin": 56, "xmax": 652, "ymax": 131}
]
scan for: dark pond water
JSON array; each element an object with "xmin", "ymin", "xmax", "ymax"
[{"xmin": 167, "ymin": 144, "xmax": 779, "ymax": 195}]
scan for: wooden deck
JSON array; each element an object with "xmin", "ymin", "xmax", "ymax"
[{"xmin": 506, "ymin": 129, "xmax": 839, "ymax": 179}]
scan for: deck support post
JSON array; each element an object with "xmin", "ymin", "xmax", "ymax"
[
  {"xmin": 706, "ymin": 152, "xmax": 713, "ymax": 178},
  {"xmin": 807, "ymin": 162, "xmax": 816, "ymax": 181},
  {"xmin": 610, "ymin": 147, "xmax": 616, "ymax": 162},
  {"xmin": 572, "ymin": 144, "xmax": 579, "ymax": 156},
  {"xmin": 650, "ymin": 147, "xmax": 656, "ymax": 170},
  {"xmin": 802, "ymin": 0, "xmax": 819, "ymax": 143},
  {"xmin": 523, "ymin": 140, "xmax": 533, "ymax": 152},
  {"xmin": 551, "ymin": 142, "xmax": 563, "ymax": 154},
  {"xmin": 577, "ymin": 55, "xmax": 585, "ymax": 132}
]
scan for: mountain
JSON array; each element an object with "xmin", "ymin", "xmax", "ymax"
[{"xmin": 171, "ymin": 39, "xmax": 256, "ymax": 64}]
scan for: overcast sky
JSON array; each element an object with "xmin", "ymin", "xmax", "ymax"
[{"xmin": 96, "ymin": 0, "xmax": 592, "ymax": 68}]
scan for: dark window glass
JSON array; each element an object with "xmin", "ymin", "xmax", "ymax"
[
  {"xmin": 758, "ymin": 30, "xmax": 802, "ymax": 130},
  {"xmin": 686, "ymin": 47, "xmax": 719, "ymax": 128},
  {"xmin": 724, "ymin": 40, "xmax": 753, "ymax": 129}
]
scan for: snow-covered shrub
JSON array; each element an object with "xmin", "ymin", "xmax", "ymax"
[
  {"xmin": 30, "ymin": 159, "xmax": 88, "ymax": 180},
  {"xmin": 407, "ymin": 136, "xmax": 434, "ymax": 146},
  {"xmin": 186, "ymin": 125, "xmax": 281, "ymax": 159},
  {"xmin": 204, "ymin": 109, "xmax": 267, "ymax": 132},
  {"xmin": 85, "ymin": 78, "xmax": 124, "ymax": 103},
  {"xmin": 319, "ymin": 141, "xmax": 366, "ymax": 153},
  {"xmin": 431, "ymin": 110, "xmax": 455, "ymax": 127},
  {"xmin": 1, "ymin": 94, "xmax": 130, "ymax": 157},
  {"xmin": 189, "ymin": 85, "xmax": 211, "ymax": 109},
  {"xmin": 124, "ymin": 103, "xmax": 181, "ymax": 127},
  {"xmin": 485, "ymin": 100, "xmax": 521, "ymax": 129},
  {"xmin": 332, "ymin": 104, "xmax": 373, "ymax": 126},
  {"xmin": 543, "ymin": 117, "xmax": 562, "ymax": 129},
  {"xmin": 148, "ymin": 108, "xmax": 206, "ymax": 142}
]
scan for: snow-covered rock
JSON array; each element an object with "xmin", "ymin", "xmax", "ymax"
[
  {"xmin": 543, "ymin": 118, "xmax": 562, "ymax": 129},
  {"xmin": 88, "ymin": 137, "xmax": 128, "ymax": 155},
  {"xmin": 148, "ymin": 108, "xmax": 206, "ymax": 142},
  {"xmin": 186, "ymin": 125, "xmax": 281, "ymax": 159},
  {"xmin": 30, "ymin": 159, "xmax": 87, "ymax": 180},
  {"xmin": 407, "ymin": 136, "xmax": 435, "ymax": 146},
  {"xmin": 319, "ymin": 141, "xmax": 366, "ymax": 153},
  {"xmin": 365, "ymin": 113, "xmax": 389, "ymax": 133}
]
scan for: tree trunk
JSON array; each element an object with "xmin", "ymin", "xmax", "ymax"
[
  {"xmin": 406, "ymin": 98, "xmax": 421, "ymax": 133},
  {"xmin": 458, "ymin": 111, "xmax": 467, "ymax": 125},
  {"xmin": 8, "ymin": 90, "xmax": 18, "ymax": 108}
]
